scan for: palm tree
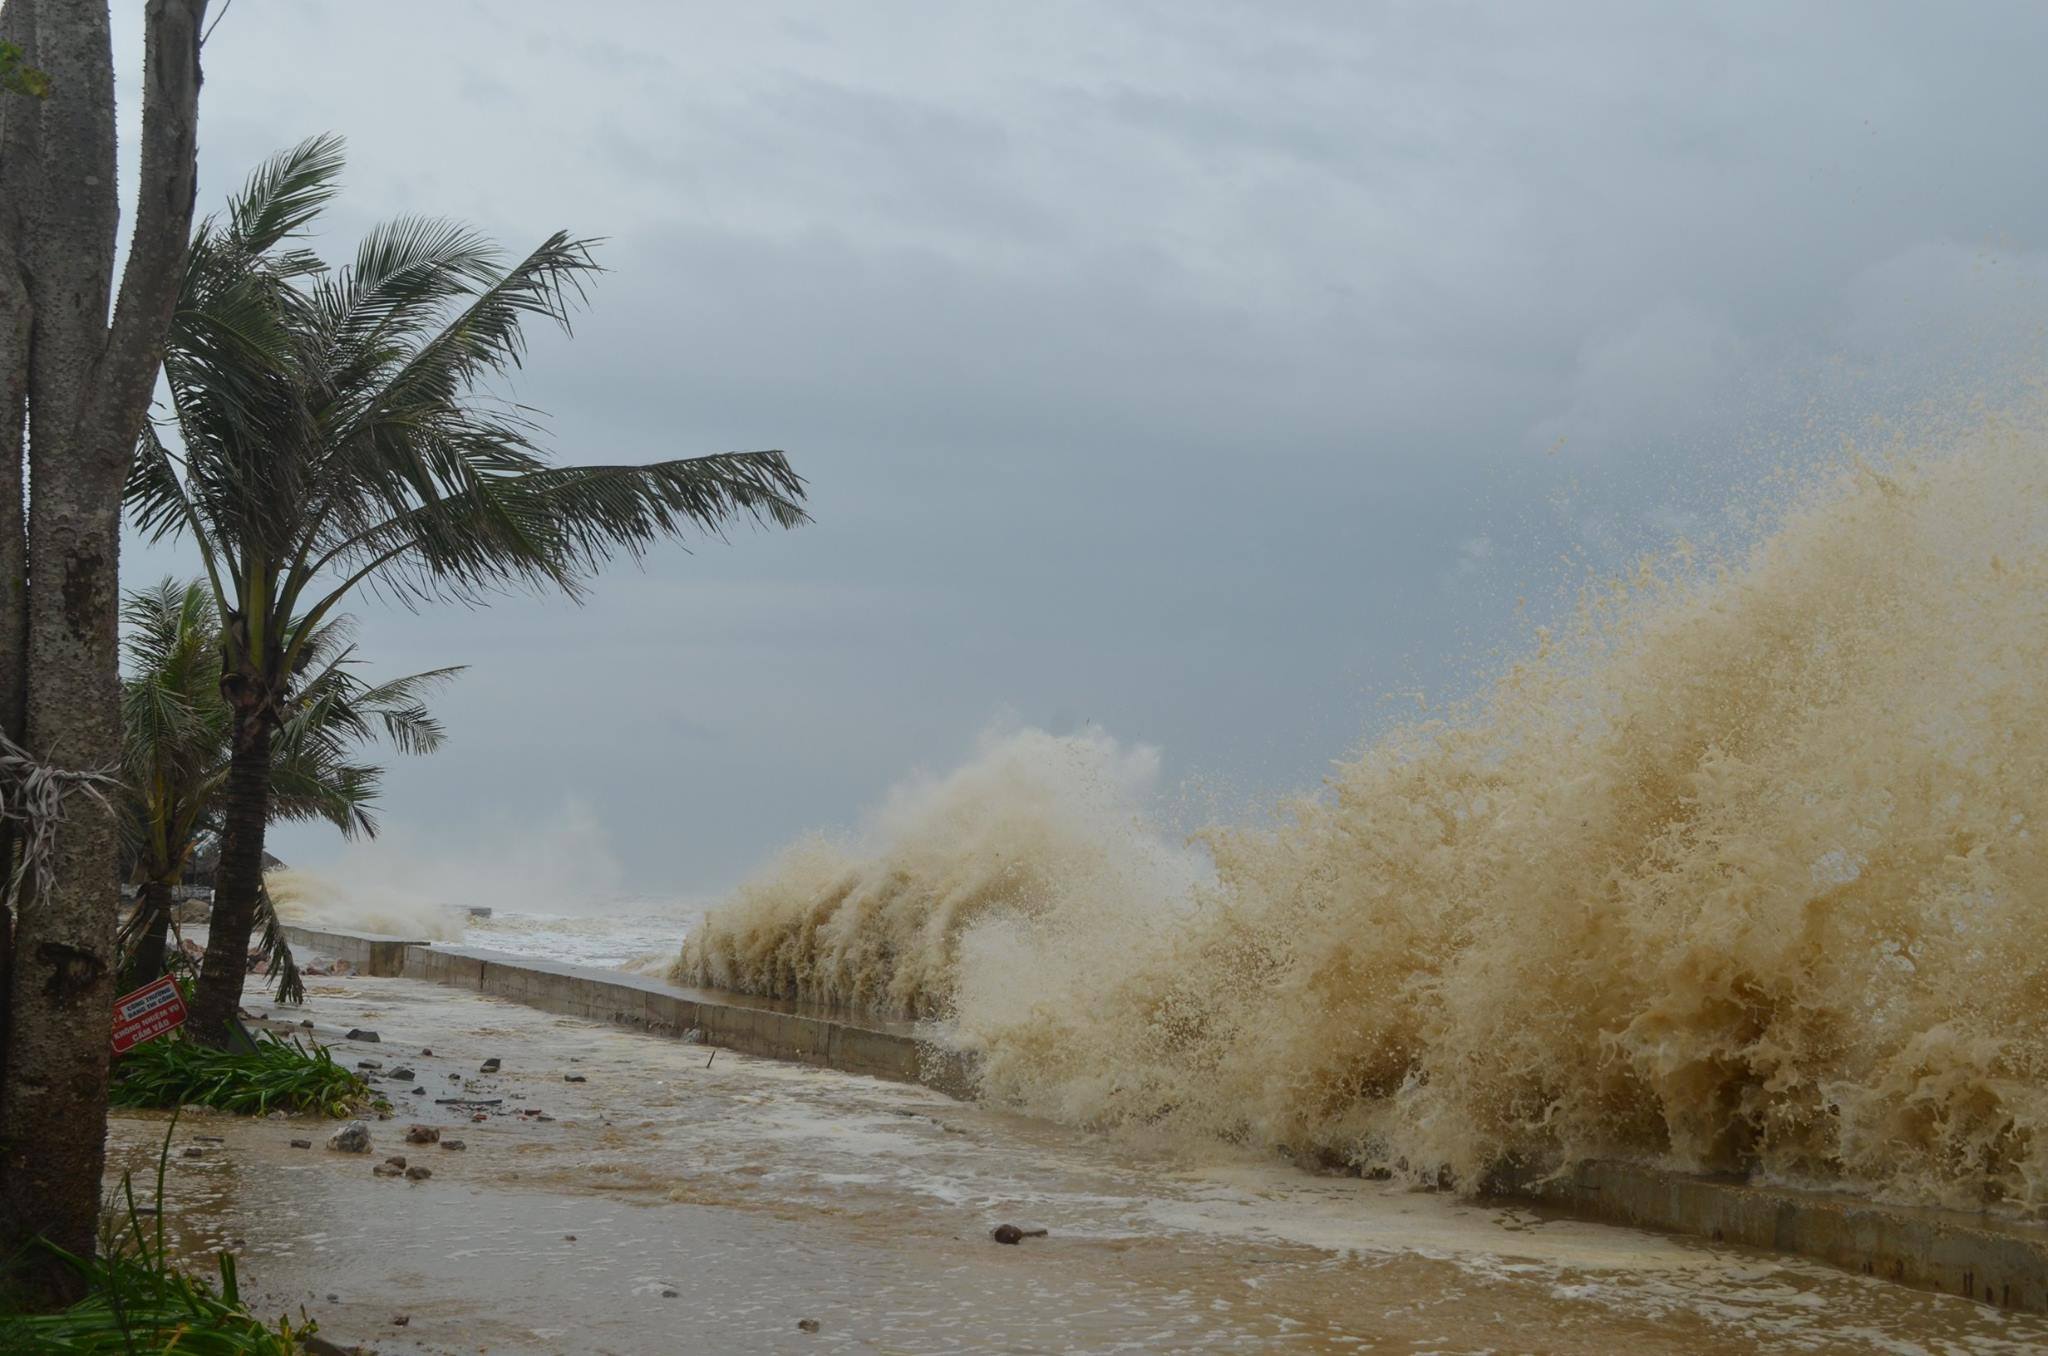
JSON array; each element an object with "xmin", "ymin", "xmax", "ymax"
[
  {"xmin": 117, "ymin": 579, "xmax": 226, "ymax": 991},
  {"xmin": 128, "ymin": 137, "xmax": 809, "ymax": 1043},
  {"xmin": 117, "ymin": 578, "xmax": 457, "ymax": 1002}
]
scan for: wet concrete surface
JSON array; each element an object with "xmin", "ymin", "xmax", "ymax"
[{"xmin": 105, "ymin": 976, "xmax": 2048, "ymax": 1354}]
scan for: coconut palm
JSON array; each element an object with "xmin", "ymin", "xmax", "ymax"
[
  {"xmin": 117, "ymin": 578, "xmax": 227, "ymax": 991},
  {"xmin": 128, "ymin": 137, "xmax": 809, "ymax": 1042},
  {"xmin": 117, "ymin": 578, "xmax": 458, "ymax": 1003}
]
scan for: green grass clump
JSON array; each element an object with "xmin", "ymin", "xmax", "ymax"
[
  {"xmin": 0, "ymin": 1123, "xmax": 317, "ymax": 1352},
  {"xmin": 110, "ymin": 1033, "xmax": 368, "ymax": 1118},
  {"xmin": 1, "ymin": 1246, "xmax": 312, "ymax": 1353}
]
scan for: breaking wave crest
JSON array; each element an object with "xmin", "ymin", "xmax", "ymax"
[
  {"xmin": 681, "ymin": 409, "xmax": 2048, "ymax": 1213},
  {"xmin": 681, "ymin": 727, "xmax": 1208, "ymax": 1016}
]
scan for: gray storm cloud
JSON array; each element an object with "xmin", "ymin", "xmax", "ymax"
[{"xmin": 117, "ymin": 1, "xmax": 2048, "ymax": 892}]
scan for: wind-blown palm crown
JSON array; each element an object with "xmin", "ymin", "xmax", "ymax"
[
  {"xmin": 118, "ymin": 578, "xmax": 459, "ymax": 1002},
  {"xmin": 128, "ymin": 136, "xmax": 809, "ymax": 1042}
]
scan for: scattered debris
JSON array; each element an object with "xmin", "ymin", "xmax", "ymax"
[
  {"xmin": 392, "ymin": 1314, "xmax": 410, "ymax": 1327},
  {"xmin": 472, "ymin": 1112, "xmax": 488, "ymax": 1123},
  {"xmin": 563, "ymin": 1073, "xmax": 586, "ymax": 1083},
  {"xmin": 798, "ymin": 1319, "xmax": 821, "ymax": 1333},
  {"xmin": 479, "ymin": 1057, "xmax": 501, "ymax": 1073},
  {"xmin": 440, "ymin": 1139, "xmax": 466, "ymax": 1151},
  {"xmin": 181, "ymin": 1146, "xmax": 205, "ymax": 1158},
  {"xmin": 990, "ymin": 1224, "xmax": 1048, "ymax": 1245},
  {"xmin": 356, "ymin": 1060, "xmax": 382, "ymax": 1071},
  {"xmin": 346, "ymin": 1029, "xmax": 380, "ymax": 1043},
  {"xmin": 328, "ymin": 1121, "xmax": 372, "ymax": 1153},
  {"xmin": 406, "ymin": 1125, "xmax": 441, "ymax": 1144},
  {"xmin": 564, "ymin": 1234, "xmax": 576, "ymax": 1242},
  {"xmin": 289, "ymin": 1138, "xmax": 312, "ymax": 1149}
]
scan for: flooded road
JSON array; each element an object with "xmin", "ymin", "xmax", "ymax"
[{"xmin": 106, "ymin": 976, "xmax": 2048, "ymax": 1355}]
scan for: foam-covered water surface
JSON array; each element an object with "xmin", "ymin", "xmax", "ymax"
[
  {"xmin": 269, "ymin": 867, "xmax": 701, "ymax": 971},
  {"xmin": 457, "ymin": 909, "xmax": 701, "ymax": 971}
]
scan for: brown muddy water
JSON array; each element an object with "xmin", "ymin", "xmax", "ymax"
[{"xmin": 106, "ymin": 975, "xmax": 2048, "ymax": 1355}]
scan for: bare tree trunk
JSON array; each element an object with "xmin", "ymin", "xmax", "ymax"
[
  {"xmin": 0, "ymin": 0, "xmax": 206, "ymax": 1299},
  {"xmin": 0, "ymin": 1, "xmax": 122, "ymax": 1294},
  {"xmin": 124, "ymin": 878, "xmax": 175, "ymax": 988},
  {"xmin": 0, "ymin": 0, "xmax": 38, "ymax": 1093},
  {"xmin": 187, "ymin": 713, "xmax": 269, "ymax": 1045}
]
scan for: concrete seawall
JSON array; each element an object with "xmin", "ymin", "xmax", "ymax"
[
  {"xmin": 1487, "ymin": 1159, "xmax": 2048, "ymax": 1314},
  {"xmin": 281, "ymin": 923, "xmax": 2048, "ymax": 1314},
  {"xmin": 277, "ymin": 924, "xmax": 423, "ymax": 977},
  {"xmin": 282, "ymin": 925, "xmax": 970, "ymax": 1090}
]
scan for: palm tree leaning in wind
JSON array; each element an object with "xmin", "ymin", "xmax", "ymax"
[
  {"xmin": 117, "ymin": 577, "xmax": 458, "ymax": 1001},
  {"xmin": 129, "ymin": 137, "xmax": 810, "ymax": 1044}
]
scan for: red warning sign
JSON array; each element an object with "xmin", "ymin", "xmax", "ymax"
[{"xmin": 112, "ymin": 974, "xmax": 187, "ymax": 1054}]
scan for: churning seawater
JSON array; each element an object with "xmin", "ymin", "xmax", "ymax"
[
  {"xmin": 241, "ymin": 405, "xmax": 2048, "ymax": 1348},
  {"xmin": 108, "ymin": 975, "xmax": 2048, "ymax": 1354},
  {"xmin": 683, "ymin": 408, "xmax": 2048, "ymax": 1217}
]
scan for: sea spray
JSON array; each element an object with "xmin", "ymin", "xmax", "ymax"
[
  {"xmin": 681, "ymin": 726, "xmax": 1208, "ymax": 1016},
  {"xmin": 266, "ymin": 868, "xmax": 465, "ymax": 940},
  {"xmin": 266, "ymin": 799, "xmax": 637, "ymax": 942},
  {"xmin": 682, "ymin": 409, "xmax": 2048, "ymax": 1213}
]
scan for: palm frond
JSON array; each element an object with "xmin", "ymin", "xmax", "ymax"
[
  {"xmin": 305, "ymin": 450, "xmax": 808, "ymax": 614},
  {"xmin": 266, "ymin": 744, "xmax": 380, "ymax": 838},
  {"xmin": 315, "ymin": 214, "xmax": 503, "ymax": 360},
  {"xmin": 126, "ymin": 424, "xmax": 213, "ymax": 548},
  {"xmin": 225, "ymin": 132, "xmax": 346, "ymax": 257},
  {"xmin": 253, "ymin": 883, "xmax": 306, "ymax": 1006},
  {"xmin": 132, "ymin": 139, "xmax": 807, "ymax": 702}
]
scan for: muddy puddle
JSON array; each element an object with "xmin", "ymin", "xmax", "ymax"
[{"xmin": 104, "ymin": 976, "xmax": 2048, "ymax": 1354}]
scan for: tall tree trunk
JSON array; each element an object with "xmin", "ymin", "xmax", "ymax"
[
  {"xmin": 124, "ymin": 878, "xmax": 174, "ymax": 988},
  {"xmin": 187, "ymin": 714, "xmax": 270, "ymax": 1046},
  {"xmin": 0, "ymin": 1, "xmax": 126, "ymax": 1292},
  {"xmin": 0, "ymin": 0, "xmax": 37, "ymax": 1095},
  {"xmin": 0, "ymin": 0, "xmax": 207, "ymax": 1299}
]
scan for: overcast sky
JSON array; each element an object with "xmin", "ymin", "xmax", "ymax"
[{"xmin": 116, "ymin": 2, "xmax": 2048, "ymax": 900}]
